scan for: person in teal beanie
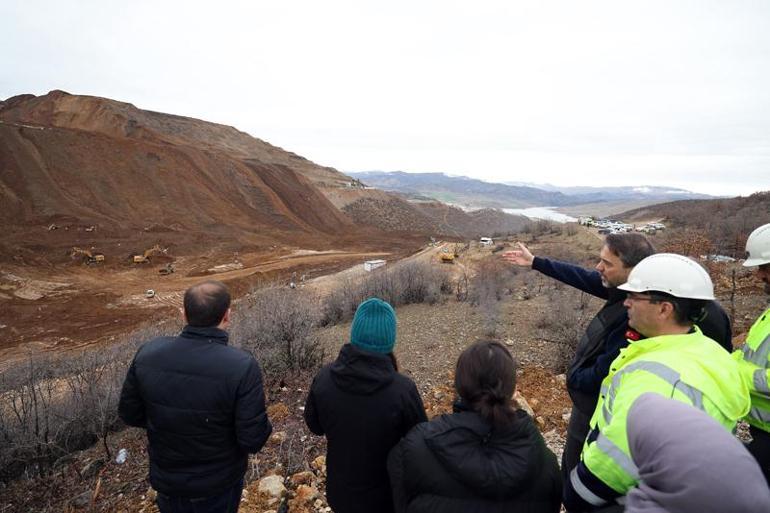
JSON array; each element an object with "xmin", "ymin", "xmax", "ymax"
[{"xmin": 304, "ymin": 298, "xmax": 427, "ymax": 513}]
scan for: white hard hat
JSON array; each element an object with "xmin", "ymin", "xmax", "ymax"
[
  {"xmin": 744, "ymin": 223, "xmax": 770, "ymax": 267},
  {"xmin": 618, "ymin": 253, "xmax": 715, "ymax": 300}
]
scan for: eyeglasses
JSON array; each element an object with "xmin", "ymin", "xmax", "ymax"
[{"xmin": 625, "ymin": 293, "xmax": 663, "ymax": 304}]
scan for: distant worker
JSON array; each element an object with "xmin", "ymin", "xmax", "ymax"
[
  {"xmin": 563, "ymin": 254, "xmax": 750, "ymax": 512},
  {"xmin": 502, "ymin": 234, "xmax": 732, "ymax": 478},
  {"xmin": 387, "ymin": 341, "xmax": 562, "ymax": 513},
  {"xmin": 304, "ymin": 298, "xmax": 427, "ymax": 513},
  {"xmin": 623, "ymin": 393, "xmax": 770, "ymax": 513},
  {"xmin": 119, "ymin": 280, "xmax": 272, "ymax": 513},
  {"xmin": 734, "ymin": 222, "xmax": 770, "ymax": 482}
]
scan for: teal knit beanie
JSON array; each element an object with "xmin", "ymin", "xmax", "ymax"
[{"xmin": 350, "ymin": 298, "xmax": 397, "ymax": 354}]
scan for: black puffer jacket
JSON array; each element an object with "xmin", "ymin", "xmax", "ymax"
[
  {"xmin": 118, "ymin": 326, "xmax": 272, "ymax": 497},
  {"xmin": 304, "ymin": 344, "xmax": 427, "ymax": 513},
  {"xmin": 388, "ymin": 405, "xmax": 562, "ymax": 513}
]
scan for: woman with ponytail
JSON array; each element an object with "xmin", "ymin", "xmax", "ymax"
[{"xmin": 387, "ymin": 340, "xmax": 561, "ymax": 513}]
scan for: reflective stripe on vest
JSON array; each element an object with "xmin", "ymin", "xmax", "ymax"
[
  {"xmin": 600, "ymin": 384, "xmax": 612, "ymax": 423},
  {"xmin": 596, "ymin": 432, "xmax": 640, "ymax": 481},
  {"xmin": 750, "ymin": 406, "xmax": 770, "ymax": 423},
  {"xmin": 743, "ymin": 334, "xmax": 770, "ymax": 366},
  {"xmin": 570, "ymin": 467, "xmax": 608, "ymax": 507},
  {"xmin": 754, "ymin": 368, "xmax": 770, "ymax": 395},
  {"xmin": 606, "ymin": 361, "xmax": 705, "ymax": 415}
]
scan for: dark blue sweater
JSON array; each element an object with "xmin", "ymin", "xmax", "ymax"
[
  {"xmin": 532, "ymin": 257, "xmax": 630, "ymax": 396},
  {"xmin": 531, "ymin": 257, "xmax": 733, "ymax": 397}
]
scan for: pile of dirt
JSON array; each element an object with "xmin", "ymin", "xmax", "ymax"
[
  {"xmin": 342, "ymin": 197, "xmax": 438, "ymax": 235},
  {"xmin": 342, "ymin": 197, "xmax": 528, "ymax": 238},
  {"xmin": 0, "ymin": 108, "xmax": 352, "ymax": 251},
  {"xmin": 0, "ymin": 91, "xmax": 434, "ymax": 356}
]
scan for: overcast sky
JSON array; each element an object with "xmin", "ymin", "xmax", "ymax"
[{"xmin": 2, "ymin": 1, "xmax": 769, "ymax": 196}]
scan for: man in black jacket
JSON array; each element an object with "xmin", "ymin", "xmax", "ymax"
[
  {"xmin": 503, "ymin": 233, "xmax": 732, "ymax": 481},
  {"xmin": 119, "ymin": 280, "xmax": 272, "ymax": 513}
]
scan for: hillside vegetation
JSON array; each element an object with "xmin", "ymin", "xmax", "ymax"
[{"xmin": 619, "ymin": 191, "xmax": 770, "ymax": 257}]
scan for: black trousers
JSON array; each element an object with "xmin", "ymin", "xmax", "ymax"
[
  {"xmin": 747, "ymin": 426, "xmax": 770, "ymax": 485},
  {"xmin": 156, "ymin": 478, "xmax": 244, "ymax": 513},
  {"xmin": 562, "ymin": 406, "xmax": 592, "ymax": 479}
]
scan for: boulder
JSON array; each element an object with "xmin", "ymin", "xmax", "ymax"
[{"xmin": 258, "ymin": 475, "xmax": 286, "ymax": 498}]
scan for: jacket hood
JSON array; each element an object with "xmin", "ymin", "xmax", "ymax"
[
  {"xmin": 423, "ymin": 409, "xmax": 541, "ymax": 499},
  {"xmin": 329, "ymin": 343, "xmax": 395, "ymax": 395}
]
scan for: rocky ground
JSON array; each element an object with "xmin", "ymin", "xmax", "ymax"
[
  {"xmin": 3, "ymin": 228, "xmax": 765, "ymax": 512},
  {"xmin": 0, "ymin": 292, "xmax": 574, "ymax": 513}
]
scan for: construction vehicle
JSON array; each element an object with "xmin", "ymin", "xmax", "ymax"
[
  {"xmin": 158, "ymin": 263, "xmax": 175, "ymax": 275},
  {"xmin": 133, "ymin": 244, "xmax": 165, "ymax": 264},
  {"xmin": 440, "ymin": 250, "xmax": 455, "ymax": 263},
  {"xmin": 70, "ymin": 247, "xmax": 105, "ymax": 265}
]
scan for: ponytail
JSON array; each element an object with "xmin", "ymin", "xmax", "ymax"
[{"xmin": 455, "ymin": 341, "xmax": 518, "ymax": 431}]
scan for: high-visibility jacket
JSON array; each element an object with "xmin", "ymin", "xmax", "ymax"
[
  {"xmin": 734, "ymin": 307, "xmax": 770, "ymax": 432},
  {"xmin": 580, "ymin": 328, "xmax": 751, "ymax": 495}
]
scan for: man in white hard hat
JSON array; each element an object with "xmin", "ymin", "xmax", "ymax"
[
  {"xmin": 563, "ymin": 253, "xmax": 750, "ymax": 512},
  {"xmin": 503, "ymin": 234, "xmax": 733, "ymax": 481},
  {"xmin": 734, "ymin": 222, "xmax": 770, "ymax": 482}
]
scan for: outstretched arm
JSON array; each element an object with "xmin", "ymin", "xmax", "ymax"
[{"xmin": 502, "ymin": 242, "xmax": 535, "ymax": 267}]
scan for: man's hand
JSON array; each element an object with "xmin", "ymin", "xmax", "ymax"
[{"xmin": 502, "ymin": 242, "xmax": 534, "ymax": 267}]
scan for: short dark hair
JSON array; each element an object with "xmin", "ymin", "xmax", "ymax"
[
  {"xmin": 183, "ymin": 281, "xmax": 231, "ymax": 327},
  {"xmin": 605, "ymin": 233, "xmax": 656, "ymax": 268},
  {"xmin": 455, "ymin": 340, "xmax": 518, "ymax": 430},
  {"xmin": 646, "ymin": 292, "xmax": 707, "ymax": 327}
]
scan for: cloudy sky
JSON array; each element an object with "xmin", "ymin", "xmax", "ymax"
[{"xmin": 2, "ymin": 1, "xmax": 769, "ymax": 196}]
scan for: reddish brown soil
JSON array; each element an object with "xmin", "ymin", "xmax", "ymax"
[{"xmin": 0, "ymin": 91, "xmax": 429, "ymax": 361}]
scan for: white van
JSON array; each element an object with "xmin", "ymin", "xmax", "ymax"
[
  {"xmin": 479, "ymin": 237, "xmax": 493, "ymax": 247},
  {"xmin": 363, "ymin": 259, "xmax": 386, "ymax": 272}
]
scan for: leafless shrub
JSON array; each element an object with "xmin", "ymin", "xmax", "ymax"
[
  {"xmin": 536, "ymin": 288, "xmax": 594, "ymax": 373},
  {"xmin": 319, "ymin": 261, "xmax": 450, "ymax": 326},
  {"xmin": 519, "ymin": 220, "xmax": 561, "ymax": 239},
  {"xmin": 455, "ymin": 267, "xmax": 469, "ymax": 302},
  {"xmin": 510, "ymin": 270, "xmax": 546, "ymax": 300},
  {"xmin": 0, "ymin": 324, "xmax": 171, "ymax": 482},
  {"xmin": 232, "ymin": 287, "xmax": 324, "ymax": 376},
  {"xmin": 469, "ymin": 257, "xmax": 516, "ymax": 338}
]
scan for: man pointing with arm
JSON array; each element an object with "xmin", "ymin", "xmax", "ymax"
[{"xmin": 503, "ymin": 233, "xmax": 732, "ymax": 480}]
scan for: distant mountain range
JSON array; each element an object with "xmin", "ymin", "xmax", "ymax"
[{"xmin": 349, "ymin": 171, "xmax": 715, "ymax": 209}]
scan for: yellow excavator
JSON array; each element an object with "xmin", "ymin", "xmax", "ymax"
[
  {"xmin": 71, "ymin": 247, "xmax": 105, "ymax": 265},
  {"xmin": 133, "ymin": 244, "xmax": 165, "ymax": 264},
  {"xmin": 440, "ymin": 250, "xmax": 455, "ymax": 263}
]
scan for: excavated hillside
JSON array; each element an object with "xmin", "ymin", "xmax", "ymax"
[
  {"xmin": 0, "ymin": 90, "xmax": 349, "ymax": 187},
  {"xmin": 0, "ymin": 91, "xmax": 362, "ymax": 260},
  {"xmin": 0, "ymin": 91, "xmax": 427, "ymax": 358},
  {"xmin": 0, "ymin": 90, "xmax": 527, "ymax": 359}
]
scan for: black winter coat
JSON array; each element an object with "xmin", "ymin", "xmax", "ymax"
[
  {"xmin": 387, "ymin": 406, "xmax": 562, "ymax": 513},
  {"xmin": 118, "ymin": 326, "xmax": 272, "ymax": 498},
  {"xmin": 304, "ymin": 344, "xmax": 427, "ymax": 513}
]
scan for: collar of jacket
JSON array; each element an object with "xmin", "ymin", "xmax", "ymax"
[
  {"xmin": 181, "ymin": 325, "xmax": 229, "ymax": 345},
  {"xmin": 329, "ymin": 343, "xmax": 395, "ymax": 394},
  {"xmin": 607, "ymin": 287, "xmax": 627, "ymax": 304},
  {"xmin": 627, "ymin": 325, "xmax": 701, "ymax": 351}
]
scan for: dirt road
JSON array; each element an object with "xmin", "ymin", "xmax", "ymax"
[{"xmin": 0, "ymin": 244, "xmax": 423, "ymax": 362}]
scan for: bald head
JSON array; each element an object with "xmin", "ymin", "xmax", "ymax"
[{"xmin": 183, "ymin": 281, "xmax": 231, "ymax": 327}]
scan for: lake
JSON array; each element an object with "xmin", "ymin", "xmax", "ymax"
[{"xmin": 502, "ymin": 207, "xmax": 577, "ymax": 223}]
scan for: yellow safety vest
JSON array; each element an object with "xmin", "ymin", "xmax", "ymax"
[
  {"xmin": 734, "ymin": 307, "xmax": 770, "ymax": 432},
  {"xmin": 578, "ymin": 328, "xmax": 750, "ymax": 497}
]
